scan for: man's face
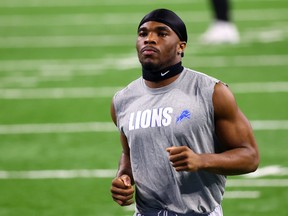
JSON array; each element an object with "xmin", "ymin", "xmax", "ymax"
[{"xmin": 136, "ymin": 21, "xmax": 184, "ymax": 71}]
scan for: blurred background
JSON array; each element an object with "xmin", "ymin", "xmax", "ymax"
[{"xmin": 0, "ymin": 0, "xmax": 287, "ymax": 215}]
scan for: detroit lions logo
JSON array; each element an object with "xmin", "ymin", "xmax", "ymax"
[{"xmin": 176, "ymin": 110, "xmax": 191, "ymax": 123}]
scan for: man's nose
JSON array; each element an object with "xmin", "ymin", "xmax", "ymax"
[{"xmin": 144, "ymin": 32, "xmax": 157, "ymax": 44}]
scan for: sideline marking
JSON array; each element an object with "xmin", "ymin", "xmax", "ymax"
[{"xmin": 0, "ymin": 120, "xmax": 287, "ymax": 134}]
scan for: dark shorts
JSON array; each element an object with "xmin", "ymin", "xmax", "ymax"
[{"xmin": 134, "ymin": 205, "xmax": 223, "ymax": 216}]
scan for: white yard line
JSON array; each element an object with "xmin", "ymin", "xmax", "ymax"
[
  {"xmin": 0, "ymin": 167, "xmax": 286, "ymax": 205},
  {"xmin": 0, "ymin": 166, "xmax": 286, "ymax": 200},
  {"xmin": 191, "ymin": 55, "xmax": 288, "ymax": 67},
  {"xmin": 0, "ymin": 87, "xmax": 123, "ymax": 99},
  {"xmin": 0, "ymin": 120, "xmax": 287, "ymax": 135},
  {"xmin": 0, "ymin": 169, "xmax": 117, "ymax": 179},
  {"xmin": 0, "ymin": 167, "xmax": 287, "ymax": 189},
  {"xmin": 0, "ymin": 55, "xmax": 138, "ymax": 72},
  {"xmin": 0, "ymin": 0, "xmax": 199, "ymax": 7},
  {"xmin": 0, "ymin": 54, "xmax": 288, "ymax": 88},
  {"xmin": 1, "ymin": 55, "xmax": 288, "ymax": 73},
  {"xmin": 227, "ymin": 179, "xmax": 288, "ymax": 187},
  {"xmin": 0, "ymin": 54, "xmax": 287, "ymax": 88},
  {"xmin": 0, "ymin": 9, "xmax": 287, "ymax": 27},
  {"xmin": 0, "ymin": 122, "xmax": 117, "ymax": 134},
  {"xmin": 1, "ymin": 55, "xmax": 287, "ymax": 87},
  {"xmin": 244, "ymin": 165, "xmax": 288, "ymax": 178},
  {"xmin": 0, "ymin": 28, "xmax": 288, "ymax": 48},
  {"xmin": 0, "ymin": 35, "xmax": 136, "ymax": 48},
  {"xmin": 231, "ymin": 82, "xmax": 288, "ymax": 93},
  {"xmin": 251, "ymin": 120, "xmax": 288, "ymax": 130},
  {"xmin": 224, "ymin": 191, "xmax": 261, "ymax": 199},
  {"xmin": 0, "ymin": 82, "xmax": 287, "ymax": 99},
  {"xmin": 0, "ymin": 0, "xmax": 282, "ymax": 8}
]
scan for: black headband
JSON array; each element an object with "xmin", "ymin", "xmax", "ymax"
[{"xmin": 138, "ymin": 8, "xmax": 188, "ymax": 42}]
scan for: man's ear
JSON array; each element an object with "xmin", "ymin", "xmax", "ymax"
[
  {"xmin": 180, "ymin": 42, "xmax": 187, "ymax": 51},
  {"xmin": 178, "ymin": 42, "xmax": 187, "ymax": 57}
]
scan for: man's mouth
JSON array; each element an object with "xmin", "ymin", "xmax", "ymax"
[{"xmin": 141, "ymin": 46, "xmax": 159, "ymax": 55}]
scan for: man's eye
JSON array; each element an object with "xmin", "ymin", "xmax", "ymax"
[
  {"xmin": 139, "ymin": 32, "xmax": 147, "ymax": 37},
  {"xmin": 159, "ymin": 32, "xmax": 168, "ymax": 37}
]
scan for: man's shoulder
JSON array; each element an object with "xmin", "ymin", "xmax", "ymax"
[
  {"xmin": 113, "ymin": 77, "xmax": 143, "ymax": 104},
  {"xmin": 185, "ymin": 67, "xmax": 218, "ymax": 80},
  {"xmin": 183, "ymin": 67, "xmax": 219, "ymax": 86},
  {"xmin": 116, "ymin": 77, "xmax": 142, "ymax": 95}
]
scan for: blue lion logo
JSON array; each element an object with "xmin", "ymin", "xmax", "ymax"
[{"xmin": 176, "ymin": 110, "xmax": 191, "ymax": 123}]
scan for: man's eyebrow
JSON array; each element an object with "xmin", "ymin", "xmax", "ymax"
[
  {"xmin": 138, "ymin": 27, "xmax": 147, "ymax": 33},
  {"xmin": 138, "ymin": 25, "xmax": 171, "ymax": 33},
  {"xmin": 155, "ymin": 26, "xmax": 171, "ymax": 31}
]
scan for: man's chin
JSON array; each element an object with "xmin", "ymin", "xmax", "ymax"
[{"xmin": 141, "ymin": 62, "xmax": 160, "ymax": 71}]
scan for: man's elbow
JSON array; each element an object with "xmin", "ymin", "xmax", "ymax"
[{"xmin": 247, "ymin": 148, "xmax": 260, "ymax": 173}]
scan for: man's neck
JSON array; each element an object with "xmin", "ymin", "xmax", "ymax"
[
  {"xmin": 142, "ymin": 61, "xmax": 183, "ymax": 84},
  {"xmin": 144, "ymin": 73, "xmax": 181, "ymax": 88}
]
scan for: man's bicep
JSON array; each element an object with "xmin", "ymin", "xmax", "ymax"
[
  {"xmin": 213, "ymin": 83, "xmax": 255, "ymax": 150},
  {"xmin": 215, "ymin": 109, "xmax": 255, "ymax": 150}
]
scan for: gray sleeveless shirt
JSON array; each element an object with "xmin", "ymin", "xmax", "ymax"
[{"xmin": 113, "ymin": 68, "xmax": 226, "ymax": 214}]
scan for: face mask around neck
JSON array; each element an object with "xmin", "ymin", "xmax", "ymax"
[{"xmin": 142, "ymin": 61, "xmax": 183, "ymax": 82}]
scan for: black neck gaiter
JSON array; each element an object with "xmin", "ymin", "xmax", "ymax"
[{"xmin": 142, "ymin": 62, "xmax": 183, "ymax": 82}]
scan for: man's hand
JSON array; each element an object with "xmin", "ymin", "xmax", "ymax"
[
  {"xmin": 111, "ymin": 174, "xmax": 134, "ymax": 206},
  {"xmin": 166, "ymin": 146, "xmax": 202, "ymax": 172}
]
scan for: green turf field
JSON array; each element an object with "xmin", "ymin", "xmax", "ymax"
[{"xmin": 0, "ymin": 0, "xmax": 288, "ymax": 215}]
